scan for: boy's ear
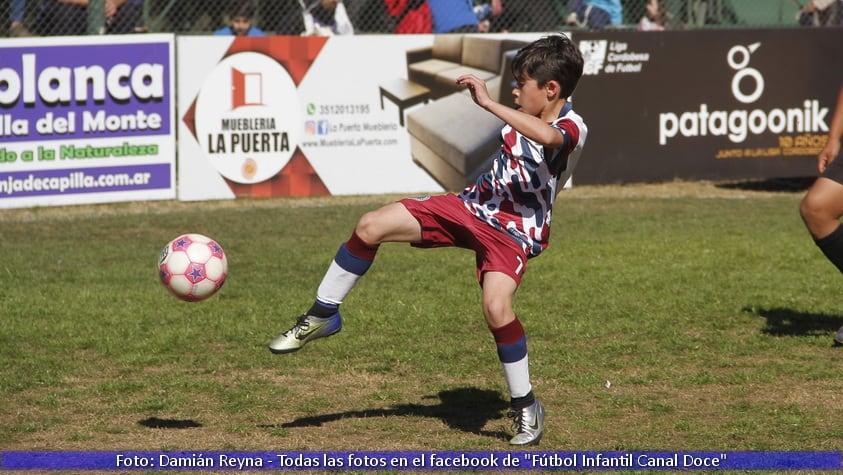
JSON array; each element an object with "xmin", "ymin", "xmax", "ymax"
[{"xmin": 545, "ymin": 80, "xmax": 563, "ymax": 100}]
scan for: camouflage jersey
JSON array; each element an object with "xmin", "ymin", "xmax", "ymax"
[{"xmin": 459, "ymin": 102, "xmax": 588, "ymax": 257}]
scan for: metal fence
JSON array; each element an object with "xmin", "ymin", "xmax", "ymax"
[{"xmin": 5, "ymin": 0, "xmax": 842, "ymax": 38}]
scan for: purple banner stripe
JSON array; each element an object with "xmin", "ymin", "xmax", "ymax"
[{"xmin": 1, "ymin": 451, "xmax": 840, "ymax": 471}]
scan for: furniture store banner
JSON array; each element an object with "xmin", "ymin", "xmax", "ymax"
[
  {"xmin": 571, "ymin": 28, "xmax": 843, "ymax": 185},
  {"xmin": 178, "ymin": 34, "xmax": 429, "ymax": 200},
  {"xmin": 176, "ymin": 33, "xmax": 539, "ymax": 200},
  {"xmin": 0, "ymin": 34, "xmax": 176, "ymax": 209}
]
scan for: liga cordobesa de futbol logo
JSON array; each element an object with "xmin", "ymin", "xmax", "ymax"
[{"xmin": 194, "ymin": 51, "xmax": 300, "ymax": 184}]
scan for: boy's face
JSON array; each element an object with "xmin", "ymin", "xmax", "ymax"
[
  {"xmin": 231, "ymin": 16, "xmax": 253, "ymax": 35},
  {"xmin": 512, "ymin": 75, "xmax": 550, "ymax": 117}
]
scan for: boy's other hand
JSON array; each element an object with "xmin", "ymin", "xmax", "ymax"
[{"xmin": 457, "ymin": 74, "xmax": 492, "ymax": 108}]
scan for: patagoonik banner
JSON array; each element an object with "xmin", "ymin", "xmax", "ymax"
[{"xmin": 570, "ymin": 28, "xmax": 843, "ymax": 185}]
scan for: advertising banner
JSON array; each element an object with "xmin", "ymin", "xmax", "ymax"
[
  {"xmin": 0, "ymin": 34, "xmax": 176, "ymax": 208},
  {"xmin": 570, "ymin": 28, "xmax": 843, "ymax": 185},
  {"xmin": 177, "ymin": 35, "xmax": 439, "ymax": 200},
  {"xmin": 176, "ymin": 33, "xmax": 541, "ymax": 200}
]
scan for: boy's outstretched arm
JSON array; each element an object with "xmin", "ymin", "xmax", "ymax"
[{"xmin": 456, "ymin": 74, "xmax": 565, "ymax": 149}]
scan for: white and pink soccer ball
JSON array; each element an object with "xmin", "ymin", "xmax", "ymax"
[{"xmin": 158, "ymin": 233, "xmax": 228, "ymax": 301}]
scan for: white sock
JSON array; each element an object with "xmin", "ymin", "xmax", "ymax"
[
  {"xmin": 502, "ymin": 357, "xmax": 532, "ymax": 399},
  {"xmin": 316, "ymin": 260, "xmax": 360, "ymax": 305}
]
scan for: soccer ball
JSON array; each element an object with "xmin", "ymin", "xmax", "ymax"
[{"xmin": 158, "ymin": 233, "xmax": 228, "ymax": 301}]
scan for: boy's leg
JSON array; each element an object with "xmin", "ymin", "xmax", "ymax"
[
  {"xmin": 266, "ymin": 229, "xmax": 375, "ymax": 354},
  {"xmin": 269, "ymin": 202, "xmax": 421, "ymax": 354},
  {"xmin": 800, "ymin": 176, "xmax": 843, "ymax": 273},
  {"xmin": 483, "ymin": 272, "xmax": 543, "ymax": 446}
]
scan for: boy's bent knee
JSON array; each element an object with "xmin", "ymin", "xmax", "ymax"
[
  {"xmin": 354, "ymin": 208, "xmax": 398, "ymax": 245},
  {"xmin": 354, "ymin": 212, "xmax": 379, "ymax": 242},
  {"xmin": 482, "ymin": 296, "xmax": 515, "ymax": 328},
  {"xmin": 801, "ymin": 190, "xmax": 836, "ymax": 222},
  {"xmin": 799, "ymin": 194, "xmax": 818, "ymax": 222},
  {"xmin": 354, "ymin": 202, "xmax": 421, "ymax": 244},
  {"xmin": 800, "ymin": 191, "xmax": 843, "ymax": 239}
]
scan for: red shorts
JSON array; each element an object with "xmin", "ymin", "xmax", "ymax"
[{"xmin": 400, "ymin": 194, "xmax": 528, "ymax": 285}]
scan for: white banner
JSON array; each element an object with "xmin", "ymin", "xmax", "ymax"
[
  {"xmin": 177, "ymin": 35, "xmax": 441, "ymax": 200},
  {"xmin": 176, "ymin": 33, "xmax": 541, "ymax": 200}
]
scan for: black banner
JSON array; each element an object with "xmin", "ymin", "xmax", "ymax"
[{"xmin": 571, "ymin": 28, "xmax": 843, "ymax": 185}]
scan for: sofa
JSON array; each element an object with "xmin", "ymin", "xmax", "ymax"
[
  {"xmin": 407, "ymin": 35, "xmax": 515, "ymax": 100},
  {"xmin": 406, "ymin": 35, "xmax": 527, "ymax": 191}
]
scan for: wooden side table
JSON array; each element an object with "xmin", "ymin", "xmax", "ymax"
[{"xmin": 379, "ymin": 78, "xmax": 431, "ymax": 127}]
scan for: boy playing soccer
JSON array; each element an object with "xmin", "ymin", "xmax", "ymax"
[{"xmin": 269, "ymin": 33, "xmax": 587, "ymax": 445}]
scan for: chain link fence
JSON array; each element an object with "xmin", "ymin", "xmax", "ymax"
[{"xmin": 5, "ymin": 0, "xmax": 841, "ymax": 37}]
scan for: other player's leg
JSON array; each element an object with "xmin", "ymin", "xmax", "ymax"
[
  {"xmin": 269, "ymin": 202, "xmax": 422, "ymax": 354},
  {"xmin": 800, "ymin": 176, "xmax": 843, "ymax": 273},
  {"xmin": 800, "ymin": 174, "xmax": 843, "ymax": 344}
]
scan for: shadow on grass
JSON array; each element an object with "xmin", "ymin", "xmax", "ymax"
[
  {"xmin": 744, "ymin": 306, "xmax": 843, "ymax": 339},
  {"xmin": 273, "ymin": 387, "xmax": 510, "ymax": 441},
  {"xmin": 716, "ymin": 177, "xmax": 815, "ymax": 193},
  {"xmin": 138, "ymin": 417, "xmax": 203, "ymax": 429}
]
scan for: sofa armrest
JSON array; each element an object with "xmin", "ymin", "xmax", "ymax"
[
  {"xmin": 496, "ymin": 50, "xmax": 520, "ymax": 107},
  {"xmin": 406, "ymin": 46, "xmax": 433, "ymax": 70}
]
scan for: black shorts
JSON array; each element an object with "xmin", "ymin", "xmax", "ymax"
[{"xmin": 821, "ymin": 157, "xmax": 843, "ymax": 185}]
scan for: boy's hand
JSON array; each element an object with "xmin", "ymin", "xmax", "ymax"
[
  {"xmin": 457, "ymin": 74, "xmax": 492, "ymax": 108},
  {"xmin": 818, "ymin": 141, "xmax": 841, "ymax": 174}
]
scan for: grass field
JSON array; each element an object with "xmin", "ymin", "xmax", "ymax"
[{"xmin": 2, "ymin": 180, "xmax": 842, "ymax": 471}]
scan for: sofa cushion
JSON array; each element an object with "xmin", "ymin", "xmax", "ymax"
[
  {"xmin": 407, "ymin": 93, "xmax": 503, "ymax": 178},
  {"xmin": 404, "ymin": 39, "xmax": 531, "ymax": 191},
  {"xmin": 431, "ymin": 34, "xmax": 463, "ymax": 63},
  {"xmin": 458, "ymin": 74, "xmax": 503, "ymax": 105},
  {"xmin": 461, "ymin": 36, "xmax": 504, "ymax": 74},
  {"xmin": 408, "ymin": 58, "xmax": 460, "ymax": 85},
  {"xmin": 434, "ymin": 65, "xmax": 498, "ymax": 95},
  {"xmin": 410, "ymin": 136, "xmax": 496, "ymax": 192}
]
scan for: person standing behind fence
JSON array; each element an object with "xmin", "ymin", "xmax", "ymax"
[
  {"xmin": 264, "ymin": 0, "xmax": 354, "ymax": 35},
  {"xmin": 8, "ymin": 0, "xmax": 33, "ymax": 36},
  {"xmin": 34, "ymin": 0, "xmax": 141, "ymax": 35},
  {"xmin": 637, "ymin": 0, "xmax": 673, "ymax": 30},
  {"xmin": 106, "ymin": 0, "xmax": 142, "ymax": 33},
  {"xmin": 384, "ymin": 0, "xmax": 431, "ymax": 33},
  {"xmin": 300, "ymin": 0, "xmax": 354, "ymax": 35},
  {"xmin": 483, "ymin": 0, "xmax": 563, "ymax": 33},
  {"xmin": 427, "ymin": 0, "xmax": 478, "ymax": 33},
  {"xmin": 215, "ymin": 0, "xmax": 265, "ymax": 36},
  {"xmin": 565, "ymin": 0, "xmax": 623, "ymax": 29},
  {"xmin": 799, "ymin": 83, "xmax": 843, "ymax": 343},
  {"xmin": 34, "ymin": 0, "xmax": 87, "ymax": 35},
  {"xmin": 797, "ymin": 0, "xmax": 842, "ymax": 26}
]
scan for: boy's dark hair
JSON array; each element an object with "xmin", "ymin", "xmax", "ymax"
[
  {"xmin": 512, "ymin": 34, "xmax": 584, "ymax": 98},
  {"xmin": 229, "ymin": 0, "xmax": 257, "ymax": 19}
]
